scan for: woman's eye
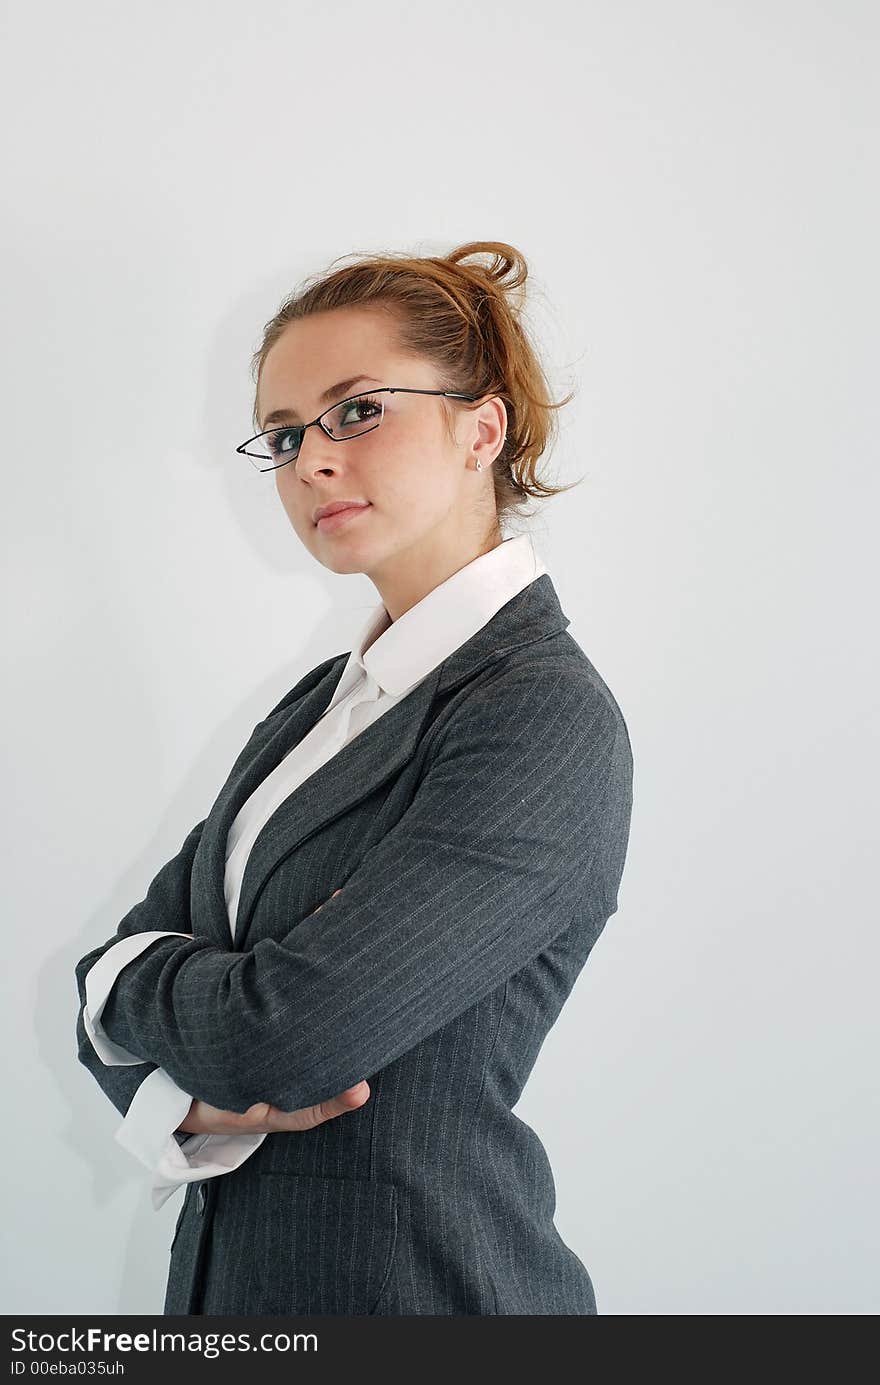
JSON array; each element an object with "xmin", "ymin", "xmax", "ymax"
[
  {"xmin": 270, "ymin": 428, "xmax": 299, "ymax": 455},
  {"xmin": 340, "ymin": 396, "xmax": 382, "ymax": 426}
]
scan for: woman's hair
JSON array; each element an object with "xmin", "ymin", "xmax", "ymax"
[{"xmin": 249, "ymin": 240, "xmax": 583, "ymax": 528}]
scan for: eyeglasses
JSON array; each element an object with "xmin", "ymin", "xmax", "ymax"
[{"xmin": 236, "ymin": 387, "xmax": 481, "ymax": 473}]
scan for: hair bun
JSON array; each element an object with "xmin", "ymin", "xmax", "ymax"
[{"xmin": 445, "ymin": 242, "xmax": 528, "ymax": 312}]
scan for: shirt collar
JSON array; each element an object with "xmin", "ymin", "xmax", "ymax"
[{"xmin": 326, "ymin": 533, "xmax": 549, "ymax": 708}]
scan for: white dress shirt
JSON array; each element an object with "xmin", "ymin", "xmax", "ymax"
[{"xmin": 83, "ymin": 533, "xmax": 548, "ymax": 1209}]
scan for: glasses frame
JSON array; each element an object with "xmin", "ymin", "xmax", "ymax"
[{"xmin": 236, "ymin": 387, "xmax": 483, "ymax": 472}]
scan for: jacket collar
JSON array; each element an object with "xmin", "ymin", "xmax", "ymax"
[{"xmin": 192, "ymin": 549, "xmax": 570, "ymax": 948}]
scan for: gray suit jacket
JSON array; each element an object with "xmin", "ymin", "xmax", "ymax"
[{"xmin": 74, "ymin": 573, "xmax": 633, "ymax": 1316}]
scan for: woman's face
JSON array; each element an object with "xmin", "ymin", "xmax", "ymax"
[{"xmin": 255, "ymin": 306, "xmax": 506, "ymax": 613}]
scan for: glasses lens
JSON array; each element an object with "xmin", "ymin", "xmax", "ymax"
[
  {"xmin": 242, "ymin": 426, "xmax": 302, "ymax": 470},
  {"xmin": 322, "ymin": 392, "xmax": 384, "ymax": 439}
]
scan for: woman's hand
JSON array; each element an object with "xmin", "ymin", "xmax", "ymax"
[
  {"xmin": 176, "ymin": 1082, "xmax": 370, "ymax": 1136},
  {"xmin": 176, "ymin": 887, "xmax": 352, "ymax": 1138},
  {"xmin": 311, "ymin": 887, "xmax": 343, "ymax": 913}
]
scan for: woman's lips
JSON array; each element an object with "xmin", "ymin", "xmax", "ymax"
[{"xmin": 315, "ymin": 503, "xmax": 372, "ymax": 534}]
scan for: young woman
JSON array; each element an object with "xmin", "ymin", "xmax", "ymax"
[{"xmin": 75, "ymin": 241, "xmax": 634, "ymax": 1316}]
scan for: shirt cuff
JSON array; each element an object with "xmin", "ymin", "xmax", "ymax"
[
  {"xmin": 150, "ymin": 1130, "xmax": 269, "ymax": 1211},
  {"xmin": 114, "ymin": 1066, "xmax": 195, "ymax": 1170},
  {"xmin": 83, "ymin": 931, "xmax": 192, "ymax": 1065},
  {"xmin": 112, "ymin": 1062, "xmax": 270, "ymax": 1211}
]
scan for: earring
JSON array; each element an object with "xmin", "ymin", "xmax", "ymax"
[{"xmin": 474, "ymin": 457, "xmax": 483, "ymax": 472}]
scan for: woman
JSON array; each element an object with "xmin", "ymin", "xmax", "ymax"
[{"xmin": 74, "ymin": 240, "xmax": 634, "ymax": 1316}]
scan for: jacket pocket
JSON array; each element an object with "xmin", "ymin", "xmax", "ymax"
[{"xmin": 250, "ymin": 1172, "xmax": 399, "ymax": 1316}]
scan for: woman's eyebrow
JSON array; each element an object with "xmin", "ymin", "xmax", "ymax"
[{"xmin": 262, "ymin": 375, "xmax": 384, "ymax": 427}]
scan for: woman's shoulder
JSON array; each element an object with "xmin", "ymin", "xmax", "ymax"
[{"xmin": 472, "ymin": 628, "xmax": 630, "ymax": 748}]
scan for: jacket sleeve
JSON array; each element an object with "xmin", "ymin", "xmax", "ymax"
[
  {"xmin": 73, "ymin": 816, "xmax": 207, "ymax": 1123},
  {"xmin": 93, "ymin": 665, "xmax": 632, "ymax": 1114},
  {"xmin": 73, "ymin": 660, "xmax": 343, "ymax": 1118}
]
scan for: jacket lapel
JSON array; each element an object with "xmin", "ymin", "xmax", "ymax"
[{"xmin": 195, "ymin": 573, "xmax": 570, "ymax": 949}]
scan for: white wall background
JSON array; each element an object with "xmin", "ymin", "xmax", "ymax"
[{"xmin": 2, "ymin": 0, "xmax": 876, "ymax": 1316}]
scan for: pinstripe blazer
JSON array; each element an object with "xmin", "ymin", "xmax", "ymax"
[{"xmin": 74, "ymin": 572, "xmax": 633, "ymax": 1316}]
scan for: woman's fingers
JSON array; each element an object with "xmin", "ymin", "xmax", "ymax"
[
  {"xmin": 312, "ymin": 887, "xmax": 343, "ymax": 914},
  {"xmin": 242, "ymin": 1101, "xmax": 272, "ymax": 1123},
  {"xmin": 263, "ymin": 1082, "xmax": 370, "ymax": 1131},
  {"xmin": 179, "ymin": 1082, "xmax": 370, "ymax": 1137}
]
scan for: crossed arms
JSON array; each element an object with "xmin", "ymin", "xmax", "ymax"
[{"xmin": 78, "ymin": 667, "xmax": 625, "ymax": 1117}]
